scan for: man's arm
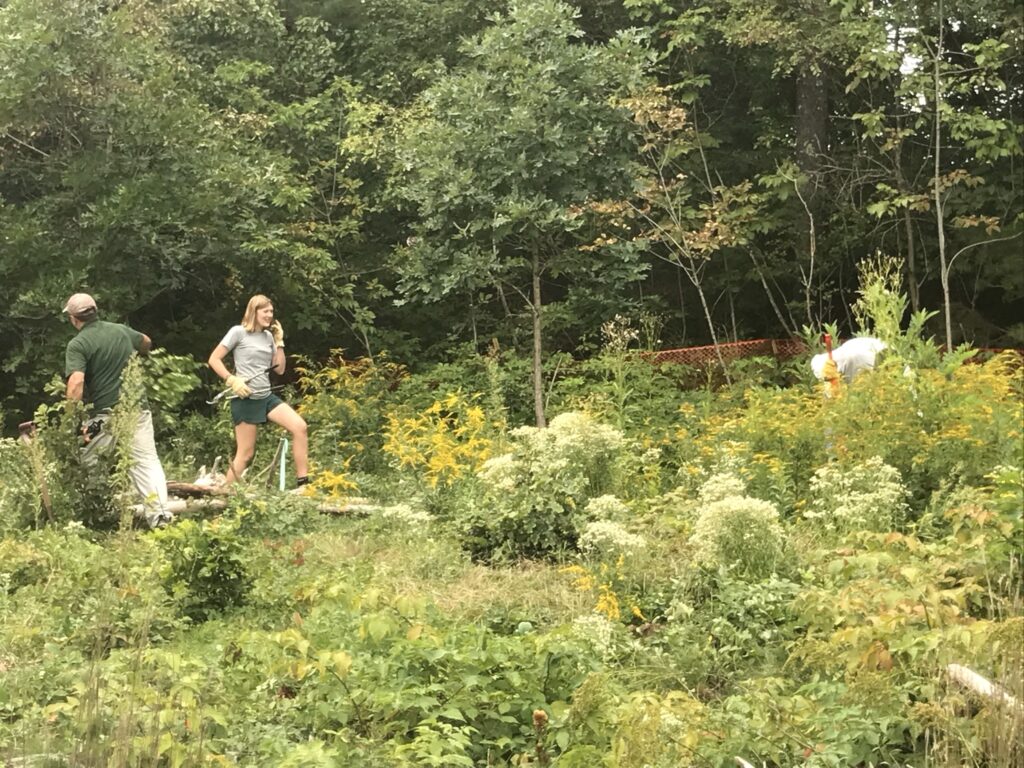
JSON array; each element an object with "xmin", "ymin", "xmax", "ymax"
[
  {"xmin": 65, "ymin": 339, "xmax": 87, "ymax": 401},
  {"xmin": 66, "ymin": 371, "xmax": 85, "ymax": 401},
  {"xmin": 139, "ymin": 333, "xmax": 153, "ymax": 355}
]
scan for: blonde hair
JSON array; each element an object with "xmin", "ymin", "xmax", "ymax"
[{"xmin": 240, "ymin": 294, "xmax": 273, "ymax": 333}]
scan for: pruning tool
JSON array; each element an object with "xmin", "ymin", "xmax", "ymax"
[
  {"xmin": 223, "ymin": 385, "xmax": 286, "ymax": 402},
  {"xmin": 206, "ymin": 367, "xmax": 276, "ymax": 406}
]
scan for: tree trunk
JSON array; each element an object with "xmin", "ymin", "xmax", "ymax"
[
  {"xmin": 748, "ymin": 250, "xmax": 794, "ymax": 336},
  {"xmin": 723, "ymin": 252, "xmax": 739, "ymax": 342},
  {"xmin": 903, "ymin": 206, "xmax": 921, "ymax": 313},
  {"xmin": 531, "ymin": 250, "xmax": 546, "ymax": 428},
  {"xmin": 933, "ymin": 1, "xmax": 953, "ymax": 349},
  {"xmin": 796, "ymin": 65, "xmax": 827, "ymax": 326},
  {"xmin": 686, "ymin": 263, "xmax": 731, "ymax": 384},
  {"xmin": 796, "ymin": 66, "xmax": 828, "ymax": 184},
  {"xmin": 794, "ymin": 181, "xmax": 818, "ymax": 327},
  {"xmin": 893, "ymin": 59, "xmax": 921, "ymax": 315}
]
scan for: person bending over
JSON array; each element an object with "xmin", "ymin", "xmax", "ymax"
[
  {"xmin": 63, "ymin": 292, "xmax": 173, "ymax": 528},
  {"xmin": 208, "ymin": 294, "xmax": 309, "ymax": 488},
  {"xmin": 811, "ymin": 336, "xmax": 887, "ymax": 387}
]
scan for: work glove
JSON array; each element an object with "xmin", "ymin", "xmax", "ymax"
[
  {"xmin": 821, "ymin": 358, "xmax": 839, "ymax": 381},
  {"xmin": 270, "ymin": 320, "xmax": 285, "ymax": 348},
  {"xmin": 225, "ymin": 374, "xmax": 253, "ymax": 398}
]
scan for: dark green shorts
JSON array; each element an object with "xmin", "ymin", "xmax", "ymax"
[{"xmin": 231, "ymin": 393, "xmax": 285, "ymax": 425}]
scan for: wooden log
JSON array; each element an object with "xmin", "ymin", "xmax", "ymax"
[
  {"xmin": 133, "ymin": 497, "xmax": 375, "ymax": 518},
  {"xmin": 946, "ymin": 663, "xmax": 1020, "ymax": 709},
  {"xmin": 165, "ymin": 481, "xmax": 229, "ymax": 497},
  {"xmin": 131, "ymin": 498, "xmax": 228, "ymax": 516}
]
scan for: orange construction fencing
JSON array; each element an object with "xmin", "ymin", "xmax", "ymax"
[
  {"xmin": 647, "ymin": 338, "xmax": 808, "ymax": 367},
  {"xmin": 645, "ymin": 339, "xmax": 1022, "ymax": 367}
]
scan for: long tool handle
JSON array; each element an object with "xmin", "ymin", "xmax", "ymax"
[{"xmin": 823, "ymin": 333, "xmax": 840, "ymax": 397}]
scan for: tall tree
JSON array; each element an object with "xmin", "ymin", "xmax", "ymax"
[
  {"xmin": 391, "ymin": 0, "xmax": 649, "ymax": 426},
  {"xmin": 850, "ymin": 0, "xmax": 1023, "ymax": 346},
  {"xmin": 0, "ymin": 0, "xmax": 270, "ymax": 415}
]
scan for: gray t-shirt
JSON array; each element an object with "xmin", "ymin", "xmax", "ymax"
[{"xmin": 219, "ymin": 325, "xmax": 275, "ymax": 398}]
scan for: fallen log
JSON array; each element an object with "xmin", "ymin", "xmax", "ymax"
[
  {"xmin": 946, "ymin": 663, "xmax": 1020, "ymax": 709},
  {"xmin": 133, "ymin": 496, "xmax": 376, "ymax": 518},
  {"xmin": 166, "ymin": 481, "xmax": 229, "ymax": 497}
]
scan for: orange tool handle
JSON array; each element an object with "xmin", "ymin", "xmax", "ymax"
[{"xmin": 822, "ymin": 333, "xmax": 840, "ymax": 396}]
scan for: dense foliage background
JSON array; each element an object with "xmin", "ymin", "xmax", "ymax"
[
  {"xmin": 0, "ymin": 2, "xmax": 1021, "ymax": 766},
  {"xmin": 1, "ymin": 0, "xmax": 1021, "ymax": 425}
]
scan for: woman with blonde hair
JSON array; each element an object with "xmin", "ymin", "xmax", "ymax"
[{"xmin": 208, "ymin": 294, "xmax": 309, "ymax": 487}]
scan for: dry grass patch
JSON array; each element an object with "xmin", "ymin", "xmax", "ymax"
[
  {"xmin": 410, "ymin": 561, "xmax": 592, "ymax": 624},
  {"xmin": 305, "ymin": 530, "xmax": 368, "ymax": 566},
  {"xmin": 305, "ymin": 526, "xmax": 600, "ymax": 626}
]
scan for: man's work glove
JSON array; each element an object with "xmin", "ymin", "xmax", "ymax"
[
  {"xmin": 821, "ymin": 358, "xmax": 839, "ymax": 382},
  {"xmin": 270, "ymin": 320, "xmax": 285, "ymax": 348},
  {"xmin": 225, "ymin": 374, "xmax": 253, "ymax": 398}
]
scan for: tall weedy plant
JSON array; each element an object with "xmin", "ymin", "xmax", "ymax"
[
  {"xmin": 852, "ymin": 253, "xmax": 907, "ymax": 346},
  {"xmin": 105, "ymin": 355, "xmax": 145, "ymax": 531},
  {"xmin": 600, "ymin": 315, "xmax": 640, "ymax": 430}
]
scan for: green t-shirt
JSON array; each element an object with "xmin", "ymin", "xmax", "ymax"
[{"xmin": 65, "ymin": 319, "xmax": 145, "ymax": 411}]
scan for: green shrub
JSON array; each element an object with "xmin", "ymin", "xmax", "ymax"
[
  {"xmin": 160, "ymin": 409, "xmax": 237, "ymax": 479},
  {"xmin": 0, "ymin": 538, "xmax": 50, "ymax": 593},
  {"xmin": 29, "ymin": 399, "xmax": 122, "ymax": 530},
  {"xmin": 296, "ymin": 353, "xmax": 407, "ymax": 475},
  {"xmin": 0, "ymin": 529, "xmax": 179, "ymax": 672},
  {"xmin": 461, "ymin": 412, "xmax": 628, "ymax": 561},
  {"xmin": 824, "ymin": 356, "xmax": 1022, "ymax": 506},
  {"xmin": 0, "ymin": 438, "xmax": 38, "ymax": 533},
  {"xmin": 231, "ymin": 494, "xmax": 319, "ymax": 540},
  {"xmin": 392, "ymin": 343, "xmax": 530, "ymax": 429},
  {"xmin": 7, "ymin": 359, "xmax": 154, "ymax": 533},
  {"xmin": 142, "ymin": 348, "xmax": 201, "ymax": 436},
  {"xmin": 152, "ymin": 517, "xmax": 251, "ymax": 621}
]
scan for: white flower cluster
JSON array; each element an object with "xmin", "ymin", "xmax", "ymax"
[
  {"xmin": 691, "ymin": 495, "xmax": 785, "ymax": 579},
  {"xmin": 478, "ymin": 453, "xmax": 517, "ymax": 491},
  {"xmin": 513, "ymin": 412, "xmax": 626, "ymax": 454},
  {"xmin": 698, "ymin": 471, "xmax": 747, "ymax": 505},
  {"xmin": 806, "ymin": 456, "xmax": 908, "ymax": 533},
  {"xmin": 640, "ymin": 446, "xmax": 662, "ymax": 467},
  {"xmin": 585, "ymin": 494, "xmax": 629, "ymax": 521},
  {"xmin": 379, "ymin": 503, "xmax": 432, "ymax": 528},
  {"xmin": 488, "ymin": 412, "xmax": 626, "ymax": 495},
  {"xmin": 580, "ymin": 520, "xmax": 645, "ymax": 557},
  {"xmin": 571, "ymin": 613, "xmax": 619, "ymax": 660}
]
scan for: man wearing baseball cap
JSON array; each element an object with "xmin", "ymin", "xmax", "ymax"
[{"xmin": 63, "ymin": 292, "xmax": 173, "ymax": 528}]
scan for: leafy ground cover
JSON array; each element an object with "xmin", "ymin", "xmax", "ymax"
[{"xmin": 1, "ymin": 315, "xmax": 1021, "ymax": 766}]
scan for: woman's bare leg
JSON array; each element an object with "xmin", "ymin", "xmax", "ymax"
[
  {"xmin": 267, "ymin": 403, "xmax": 308, "ymax": 479},
  {"xmin": 226, "ymin": 422, "xmax": 258, "ymax": 484}
]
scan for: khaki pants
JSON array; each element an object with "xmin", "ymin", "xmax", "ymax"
[{"xmin": 83, "ymin": 410, "xmax": 170, "ymax": 527}]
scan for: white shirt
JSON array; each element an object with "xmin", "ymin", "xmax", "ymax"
[{"xmin": 811, "ymin": 337, "xmax": 887, "ymax": 383}]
